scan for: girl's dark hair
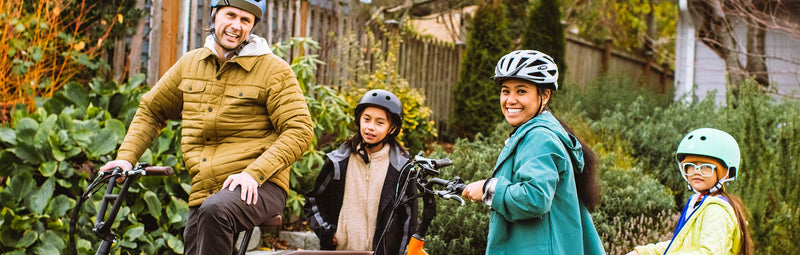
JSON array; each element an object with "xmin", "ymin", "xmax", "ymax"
[
  {"xmin": 537, "ymin": 85, "xmax": 601, "ymax": 212},
  {"xmin": 344, "ymin": 106, "xmax": 408, "ymax": 156},
  {"xmin": 718, "ymin": 189, "xmax": 755, "ymax": 254}
]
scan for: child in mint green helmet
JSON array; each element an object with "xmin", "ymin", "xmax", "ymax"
[{"xmin": 629, "ymin": 128, "xmax": 754, "ymax": 255}]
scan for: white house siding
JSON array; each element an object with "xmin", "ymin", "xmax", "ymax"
[{"xmin": 677, "ymin": 5, "xmax": 800, "ymax": 104}]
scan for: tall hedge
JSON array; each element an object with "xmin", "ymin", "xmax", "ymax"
[
  {"xmin": 522, "ymin": 0, "xmax": 566, "ymax": 87},
  {"xmin": 450, "ymin": 2, "xmax": 511, "ymax": 139}
]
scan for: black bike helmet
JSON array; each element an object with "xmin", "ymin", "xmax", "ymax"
[{"xmin": 355, "ymin": 89, "xmax": 403, "ymax": 137}]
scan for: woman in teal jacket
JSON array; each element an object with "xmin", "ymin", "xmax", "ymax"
[{"xmin": 462, "ymin": 50, "xmax": 605, "ymax": 254}]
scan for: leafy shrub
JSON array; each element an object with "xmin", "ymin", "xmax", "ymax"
[
  {"xmin": 523, "ymin": 0, "xmax": 567, "ymax": 86},
  {"xmin": 271, "ymin": 38, "xmax": 353, "ymax": 221},
  {"xmin": 450, "ymin": 2, "xmax": 511, "ymax": 139},
  {"xmin": 552, "ymin": 73, "xmax": 673, "ymax": 121},
  {"xmin": 590, "ymin": 79, "xmax": 800, "ymax": 251},
  {"xmin": 343, "ymin": 28, "xmax": 438, "ymax": 155},
  {"xmin": 0, "ymin": 75, "xmax": 189, "ymax": 254},
  {"xmin": 0, "ymin": 0, "xmax": 141, "ymax": 115},
  {"xmin": 600, "ymin": 210, "xmax": 679, "ymax": 254},
  {"xmin": 424, "ymin": 123, "xmax": 510, "ymax": 255}
]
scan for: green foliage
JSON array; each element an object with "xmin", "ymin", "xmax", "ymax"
[
  {"xmin": 424, "ymin": 123, "xmax": 509, "ymax": 254},
  {"xmin": 343, "ymin": 28, "xmax": 438, "ymax": 154},
  {"xmin": 561, "ymin": 0, "xmax": 677, "ymax": 67},
  {"xmin": 451, "ymin": 2, "xmax": 512, "ymax": 139},
  {"xmin": 0, "ymin": 76, "xmax": 189, "ymax": 254},
  {"xmin": 523, "ymin": 0, "xmax": 567, "ymax": 86},
  {"xmin": 587, "ymin": 79, "xmax": 800, "ymax": 251},
  {"xmin": 270, "ymin": 38, "xmax": 353, "ymax": 219},
  {"xmin": 723, "ymin": 81, "xmax": 800, "ymax": 253},
  {"xmin": 552, "ymin": 73, "xmax": 673, "ymax": 121}
]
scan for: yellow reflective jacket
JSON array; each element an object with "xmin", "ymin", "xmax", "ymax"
[
  {"xmin": 635, "ymin": 195, "xmax": 742, "ymax": 255},
  {"xmin": 117, "ymin": 35, "xmax": 313, "ymax": 207}
]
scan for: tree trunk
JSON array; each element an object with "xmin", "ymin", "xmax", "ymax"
[
  {"xmin": 745, "ymin": 1, "xmax": 769, "ymax": 89},
  {"xmin": 695, "ymin": 0, "xmax": 746, "ymax": 99}
]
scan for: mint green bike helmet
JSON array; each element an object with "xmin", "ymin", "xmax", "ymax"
[{"xmin": 676, "ymin": 128, "xmax": 741, "ymax": 181}]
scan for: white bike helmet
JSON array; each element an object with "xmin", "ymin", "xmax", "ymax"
[{"xmin": 492, "ymin": 50, "xmax": 559, "ymax": 90}]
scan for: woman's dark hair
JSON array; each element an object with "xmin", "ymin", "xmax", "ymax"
[
  {"xmin": 344, "ymin": 106, "xmax": 408, "ymax": 156},
  {"xmin": 537, "ymin": 85, "xmax": 601, "ymax": 212}
]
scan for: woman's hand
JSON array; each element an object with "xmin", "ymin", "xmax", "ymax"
[{"xmin": 462, "ymin": 180, "xmax": 486, "ymax": 202}]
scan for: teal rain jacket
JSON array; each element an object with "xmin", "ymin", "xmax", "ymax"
[{"xmin": 486, "ymin": 112, "xmax": 605, "ymax": 254}]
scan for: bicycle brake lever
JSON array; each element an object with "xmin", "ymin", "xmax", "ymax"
[{"xmin": 442, "ymin": 194, "xmax": 466, "ymax": 206}]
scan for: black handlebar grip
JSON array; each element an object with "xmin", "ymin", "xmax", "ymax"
[
  {"xmin": 144, "ymin": 166, "xmax": 174, "ymax": 176},
  {"xmin": 451, "ymin": 183, "xmax": 467, "ymax": 194},
  {"xmin": 432, "ymin": 158, "xmax": 453, "ymax": 169}
]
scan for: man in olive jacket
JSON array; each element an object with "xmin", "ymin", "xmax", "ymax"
[{"xmin": 99, "ymin": 0, "xmax": 313, "ymax": 254}]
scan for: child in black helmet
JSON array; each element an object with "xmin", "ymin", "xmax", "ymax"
[{"xmin": 304, "ymin": 89, "xmax": 416, "ymax": 255}]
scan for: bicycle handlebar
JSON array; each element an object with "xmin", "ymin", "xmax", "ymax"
[
  {"xmin": 129, "ymin": 166, "xmax": 175, "ymax": 176},
  {"xmin": 70, "ymin": 162, "xmax": 175, "ymax": 255}
]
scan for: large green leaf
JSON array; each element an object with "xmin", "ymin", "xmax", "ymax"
[
  {"xmin": 164, "ymin": 232, "xmax": 184, "ymax": 254},
  {"xmin": 45, "ymin": 194, "xmax": 74, "ymax": 218},
  {"xmin": 86, "ymin": 128, "xmax": 118, "ymax": 159},
  {"xmin": 166, "ymin": 197, "xmax": 188, "ymax": 225},
  {"xmin": 62, "ymin": 82, "xmax": 89, "ymax": 109},
  {"xmin": 143, "ymin": 191, "xmax": 162, "ymax": 220},
  {"xmin": 34, "ymin": 115, "xmax": 57, "ymax": 149},
  {"xmin": 15, "ymin": 229, "xmax": 37, "ymax": 248},
  {"xmin": 38, "ymin": 161, "xmax": 58, "ymax": 177},
  {"xmin": 48, "ymin": 132, "xmax": 67, "ymax": 161},
  {"xmin": 7, "ymin": 171, "xmax": 35, "ymax": 204},
  {"xmin": 0, "ymin": 127, "xmax": 16, "ymax": 145},
  {"xmin": 12, "ymin": 143, "xmax": 44, "ymax": 165},
  {"xmin": 124, "ymin": 225, "xmax": 145, "ymax": 241},
  {"xmin": 1, "ymin": 250, "xmax": 26, "ymax": 255},
  {"xmin": 155, "ymin": 128, "xmax": 174, "ymax": 155},
  {"xmin": 14, "ymin": 118, "xmax": 38, "ymax": 146},
  {"xmin": 25, "ymin": 177, "xmax": 55, "ymax": 215},
  {"xmin": 56, "ymin": 112, "xmax": 74, "ymax": 130},
  {"xmin": 36, "ymin": 230, "xmax": 65, "ymax": 253},
  {"xmin": 0, "ymin": 150, "xmax": 19, "ymax": 176},
  {"xmin": 105, "ymin": 119, "xmax": 127, "ymax": 144}
]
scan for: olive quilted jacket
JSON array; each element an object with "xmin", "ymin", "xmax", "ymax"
[{"xmin": 117, "ymin": 35, "xmax": 313, "ymax": 207}]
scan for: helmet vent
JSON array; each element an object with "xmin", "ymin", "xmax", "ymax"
[
  {"xmin": 700, "ymin": 136, "xmax": 707, "ymax": 140},
  {"xmin": 688, "ymin": 135, "xmax": 694, "ymax": 139},
  {"xmin": 385, "ymin": 96, "xmax": 391, "ymax": 100},
  {"xmin": 372, "ymin": 92, "xmax": 378, "ymax": 96}
]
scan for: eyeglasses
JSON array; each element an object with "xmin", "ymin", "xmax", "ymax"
[{"xmin": 681, "ymin": 162, "xmax": 717, "ymax": 177}]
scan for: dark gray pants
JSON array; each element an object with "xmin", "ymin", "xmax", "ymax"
[{"xmin": 183, "ymin": 182, "xmax": 286, "ymax": 255}]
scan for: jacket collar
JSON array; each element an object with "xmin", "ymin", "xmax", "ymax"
[
  {"xmin": 493, "ymin": 111, "xmax": 585, "ymax": 173},
  {"xmin": 200, "ymin": 34, "xmax": 273, "ymax": 72}
]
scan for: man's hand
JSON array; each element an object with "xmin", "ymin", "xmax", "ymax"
[
  {"xmin": 222, "ymin": 172, "xmax": 259, "ymax": 205},
  {"xmin": 462, "ymin": 180, "xmax": 486, "ymax": 202},
  {"xmin": 99, "ymin": 160, "xmax": 133, "ymax": 182}
]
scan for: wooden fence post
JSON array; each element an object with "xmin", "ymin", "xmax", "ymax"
[
  {"xmin": 159, "ymin": 0, "xmax": 180, "ymax": 78},
  {"xmin": 128, "ymin": 0, "xmax": 147, "ymax": 80}
]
